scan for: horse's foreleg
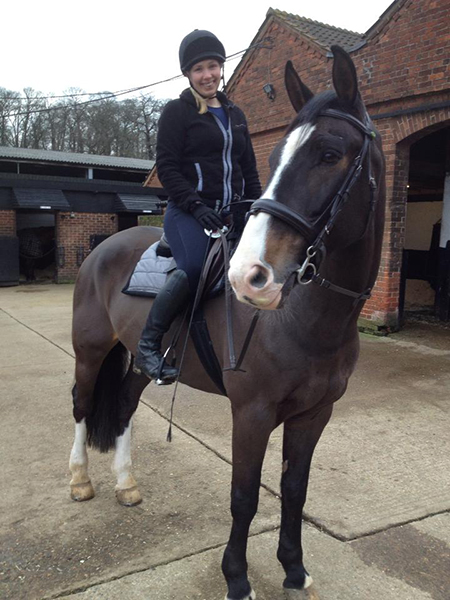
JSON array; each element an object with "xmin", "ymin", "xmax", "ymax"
[
  {"xmin": 222, "ymin": 403, "xmax": 275, "ymax": 600},
  {"xmin": 112, "ymin": 368, "xmax": 149, "ymax": 506},
  {"xmin": 277, "ymin": 405, "xmax": 333, "ymax": 600}
]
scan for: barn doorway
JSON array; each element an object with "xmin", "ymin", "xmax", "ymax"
[
  {"xmin": 16, "ymin": 211, "xmax": 56, "ymax": 283},
  {"xmin": 402, "ymin": 126, "xmax": 450, "ymax": 323}
]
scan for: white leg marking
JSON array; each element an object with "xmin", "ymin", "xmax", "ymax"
[
  {"xmin": 69, "ymin": 419, "xmax": 90, "ymax": 485},
  {"xmin": 113, "ymin": 420, "xmax": 136, "ymax": 490},
  {"xmin": 264, "ymin": 124, "xmax": 315, "ymax": 200}
]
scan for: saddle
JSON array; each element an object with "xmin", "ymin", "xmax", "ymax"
[
  {"xmin": 122, "ymin": 228, "xmax": 230, "ymax": 300},
  {"xmin": 123, "ymin": 201, "xmax": 255, "ymax": 396}
]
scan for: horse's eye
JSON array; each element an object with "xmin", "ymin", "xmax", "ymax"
[{"xmin": 322, "ymin": 151, "xmax": 340, "ymax": 164}]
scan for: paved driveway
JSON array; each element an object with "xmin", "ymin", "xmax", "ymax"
[{"xmin": 0, "ymin": 284, "xmax": 449, "ymax": 600}]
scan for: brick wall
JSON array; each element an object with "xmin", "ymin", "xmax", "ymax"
[
  {"xmin": 356, "ymin": 0, "xmax": 450, "ymax": 106},
  {"xmin": 228, "ymin": 20, "xmax": 329, "ymax": 137},
  {"xmin": 251, "ymin": 127, "xmax": 286, "ymax": 189},
  {"xmin": 0, "ymin": 210, "xmax": 16, "ymax": 236},
  {"xmin": 227, "ymin": 0, "xmax": 450, "ymax": 329},
  {"xmin": 56, "ymin": 212, "xmax": 118, "ymax": 282},
  {"xmin": 366, "ymin": 107, "xmax": 450, "ymax": 328}
]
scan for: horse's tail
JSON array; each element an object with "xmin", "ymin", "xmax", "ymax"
[{"xmin": 85, "ymin": 341, "xmax": 130, "ymax": 453}]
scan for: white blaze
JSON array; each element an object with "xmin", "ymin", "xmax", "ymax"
[
  {"xmin": 229, "ymin": 211, "xmax": 271, "ymax": 274},
  {"xmin": 265, "ymin": 123, "xmax": 315, "ymax": 200},
  {"xmin": 230, "ymin": 123, "xmax": 315, "ymax": 278}
]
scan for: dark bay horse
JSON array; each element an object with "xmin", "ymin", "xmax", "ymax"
[{"xmin": 69, "ymin": 46, "xmax": 385, "ymax": 600}]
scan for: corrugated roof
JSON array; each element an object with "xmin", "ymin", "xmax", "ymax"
[
  {"xmin": 114, "ymin": 194, "xmax": 164, "ymax": 214},
  {"xmin": 0, "ymin": 146, "xmax": 154, "ymax": 171},
  {"xmin": 269, "ymin": 9, "xmax": 364, "ymax": 51},
  {"xmin": 13, "ymin": 188, "xmax": 70, "ymax": 210}
]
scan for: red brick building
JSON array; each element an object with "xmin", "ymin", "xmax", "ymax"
[
  {"xmin": 0, "ymin": 147, "xmax": 165, "ymax": 283},
  {"xmin": 227, "ymin": 0, "xmax": 450, "ymax": 330}
]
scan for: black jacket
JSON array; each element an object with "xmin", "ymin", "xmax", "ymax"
[{"xmin": 156, "ymin": 89, "xmax": 261, "ymax": 211}]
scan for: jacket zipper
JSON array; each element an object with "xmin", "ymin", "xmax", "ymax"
[
  {"xmin": 194, "ymin": 163, "xmax": 203, "ymax": 192},
  {"xmin": 210, "ymin": 114, "xmax": 233, "ymax": 208}
]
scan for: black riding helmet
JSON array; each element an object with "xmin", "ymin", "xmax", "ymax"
[{"xmin": 179, "ymin": 30, "xmax": 226, "ymax": 72}]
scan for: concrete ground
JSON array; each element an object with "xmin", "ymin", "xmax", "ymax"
[{"xmin": 0, "ymin": 283, "xmax": 449, "ymax": 600}]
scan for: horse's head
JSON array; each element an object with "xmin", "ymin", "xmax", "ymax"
[{"xmin": 229, "ymin": 46, "xmax": 385, "ymax": 310}]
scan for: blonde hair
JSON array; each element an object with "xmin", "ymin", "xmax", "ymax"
[{"xmin": 189, "ymin": 87, "xmax": 208, "ymax": 114}]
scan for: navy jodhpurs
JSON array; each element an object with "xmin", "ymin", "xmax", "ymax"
[{"xmin": 164, "ymin": 202, "xmax": 211, "ymax": 292}]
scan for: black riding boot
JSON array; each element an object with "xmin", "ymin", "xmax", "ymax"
[{"xmin": 134, "ymin": 270, "xmax": 190, "ymax": 383}]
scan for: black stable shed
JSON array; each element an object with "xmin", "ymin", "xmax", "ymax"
[{"xmin": 0, "ymin": 147, "xmax": 167, "ymax": 284}]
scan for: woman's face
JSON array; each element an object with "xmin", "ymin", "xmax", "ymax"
[{"xmin": 187, "ymin": 59, "xmax": 222, "ymax": 97}]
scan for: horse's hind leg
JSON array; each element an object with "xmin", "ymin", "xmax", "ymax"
[
  {"xmin": 277, "ymin": 405, "xmax": 333, "ymax": 600},
  {"xmin": 69, "ymin": 301, "xmax": 119, "ymax": 501},
  {"xmin": 112, "ymin": 367, "xmax": 150, "ymax": 506},
  {"xmin": 70, "ymin": 416, "xmax": 93, "ymax": 501},
  {"xmin": 69, "ymin": 350, "xmax": 109, "ymax": 501}
]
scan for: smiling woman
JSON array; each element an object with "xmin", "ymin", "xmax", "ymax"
[
  {"xmin": 132, "ymin": 29, "xmax": 262, "ymax": 383},
  {"xmin": 188, "ymin": 60, "xmax": 222, "ymax": 106}
]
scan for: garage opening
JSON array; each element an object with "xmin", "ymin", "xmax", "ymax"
[
  {"xmin": 17, "ymin": 212, "xmax": 56, "ymax": 283},
  {"xmin": 402, "ymin": 126, "xmax": 450, "ymax": 322}
]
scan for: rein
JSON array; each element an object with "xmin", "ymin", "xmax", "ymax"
[
  {"xmin": 249, "ymin": 109, "xmax": 378, "ymax": 303},
  {"xmin": 217, "ymin": 228, "xmax": 260, "ymax": 373}
]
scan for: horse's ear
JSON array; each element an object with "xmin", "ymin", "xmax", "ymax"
[
  {"xmin": 331, "ymin": 45, "xmax": 359, "ymax": 107},
  {"xmin": 285, "ymin": 60, "xmax": 314, "ymax": 113}
]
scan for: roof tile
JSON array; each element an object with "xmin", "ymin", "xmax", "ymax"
[{"xmin": 270, "ymin": 9, "xmax": 364, "ymax": 51}]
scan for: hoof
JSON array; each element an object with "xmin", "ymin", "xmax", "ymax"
[
  {"xmin": 70, "ymin": 481, "xmax": 95, "ymax": 502},
  {"xmin": 225, "ymin": 590, "xmax": 256, "ymax": 600},
  {"xmin": 116, "ymin": 485, "xmax": 142, "ymax": 506},
  {"xmin": 284, "ymin": 584, "xmax": 320, "ymax": 599}
]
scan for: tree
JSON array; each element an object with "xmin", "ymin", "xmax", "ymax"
[{"xmin": 0, "ymin": 85, "xmax": 167, "ymax": 159}]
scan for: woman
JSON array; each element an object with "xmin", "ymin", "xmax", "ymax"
[{"xmin": 134, "ymin": 29, "xmax": 262, "ymax": 383}]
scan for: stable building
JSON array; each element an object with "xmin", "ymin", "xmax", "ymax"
[
  {"xmin": 226, "ymin": 0, "xmax": 450, "ymax": 330},
  {"xmin": 0, "ymin": 147, "xmax": 166, "ymax": 283}
]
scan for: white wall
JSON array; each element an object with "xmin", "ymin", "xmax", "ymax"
[
  {"xmin": 405, "ymin": 201, "xmax": 443, "ymax": 250},
  {"xmin": 440, "ymin": 173, "xmax": 450, "ymax": 248}
]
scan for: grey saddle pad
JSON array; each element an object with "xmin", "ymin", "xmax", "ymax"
[{"xmin": 122, "ymin": 241, "xmax": 175, "ymax": 298}]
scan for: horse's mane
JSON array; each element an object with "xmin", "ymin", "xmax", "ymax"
[
  {"xmin": 285, "ymin": 90, "xmax": 365, "ymax": 135},
  {"xmin": 285, "ymin": 91, "xmax": 336, "ymax": 135}
]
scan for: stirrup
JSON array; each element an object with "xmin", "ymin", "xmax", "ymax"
[
  {"xmin": 155, "ymin": 355, "xmax": 178, "ymax": 385},
  {"xmin": 155, "ymin": 345, "xmax": 178, "ymax": 384},
  {"xmin": 133, "ymin": 361, "xmax": 177, "ymax": 384}
]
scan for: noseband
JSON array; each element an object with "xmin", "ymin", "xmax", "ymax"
[{"xmin": 248, "ymin": 108, "xmax": 378, "ymax": 303}]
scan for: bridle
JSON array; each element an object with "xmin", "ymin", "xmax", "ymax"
[{"xmin": 248, "ymin": 108, "xmax": 378, "ymax": 304}]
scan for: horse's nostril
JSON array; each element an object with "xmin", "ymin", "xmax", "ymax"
[{"xmin": 250, "ymin": 269, "xmax": 268, "ymax": 289}]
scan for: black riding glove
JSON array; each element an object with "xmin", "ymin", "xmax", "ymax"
[{"xmin": 190, "ymin": 203, "xmax": 223, "ymax": 231}]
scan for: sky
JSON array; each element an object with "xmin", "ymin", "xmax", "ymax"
[{"xmin": 1, "ymin": 0, "xmax": 394, "ymax": 102}]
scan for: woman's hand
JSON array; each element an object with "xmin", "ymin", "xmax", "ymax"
[{"xmin": 190, "ymin": 203, "xmax": 223, "ymax": 230}]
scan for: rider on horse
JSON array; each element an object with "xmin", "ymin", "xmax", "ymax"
[{"xmin": 134, "ymin": 30, "xmax": 262, "ymax": 383}]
